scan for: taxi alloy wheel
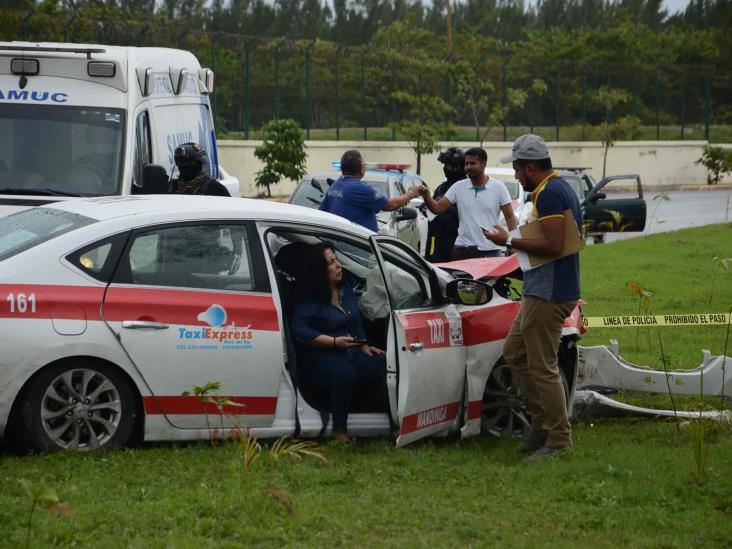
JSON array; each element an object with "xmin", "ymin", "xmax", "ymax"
[
  {"xmin": 481, "ymin": 360, "xmax": 570, "ymax": 439},
  {"xmin": 482, "ymin": 360, "xmax": 531, "ymax": 438},
  {"xmin": 16, "ymin": 360, "xmax": 137, "ymax": 452}
]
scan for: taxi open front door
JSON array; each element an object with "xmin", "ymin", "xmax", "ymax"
[{"xmin": 369, "ymin": 236, "xmax": 466, "ymax": 447}]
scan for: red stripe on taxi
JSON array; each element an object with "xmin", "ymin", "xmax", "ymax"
[
  {"xmin": 0, "ymin": 284, "xmax": 105, "ymax": 320},
  {"xmin": 467, "ymin": 400, "xmax": 483, "ymax": 420},
  {"xmin": 459, "ymin": 301, "xmax": 520, "ymax": 346},
  {"xmin": 103, "ymin": 287, "xmax": 280, "ymax": 331},
  {"xmin": 0, "ymin": 284, "xmax": 280, "ymax": 331},
  {"xmin": 400, "ymin": 401, "xmax": 461, "ymax": 435},
  {"xmin": 143, "ymin": 396, "xmax": 278, "ymax": 416}
]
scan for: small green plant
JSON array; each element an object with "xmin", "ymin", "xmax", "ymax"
[
  {"xmin": 268, "ymin": 436, "xmax": 329, "ymax": 464},
  {"xmin": 646, "ymin": 193, "xmax": 670, "ymax": 237},
  {"xmin": 656, "ymin": 332, "xmax": 680, "ymax": 433},
  {"xmin": 20, "ymin": 480, "xmax": 73, "ymax": 549},
  {"xmin": 254, "ymin": 118, "xmax": 308, "ymax": 197},
  {"xmin": 237, "ymin": 430, "xmax": 262, "ymax": 476},
  {"xmin": 182, "ymin": 381, "xmax": 244, "ymax": 445},
  {"xmin": 695, "ymin": 145, "xmax": 732, "ymax": 185},
  {"xmin": 627, "ymin": 280, "xmax": 652, "ymax": 350},
  {"xmin": 709, "ymin": 256, "xmax": 731, "ymax": 305}
]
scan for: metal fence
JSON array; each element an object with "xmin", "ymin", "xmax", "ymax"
[{"xmin": 4, "ymin": 10, "xmax": 731, "ymax": 142}]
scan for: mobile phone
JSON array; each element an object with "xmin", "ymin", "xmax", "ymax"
[
  {"xmin": 480, "ymin": 225, "xmax": 496, "ymax": 234},
  {"xmin": 352, "ymin": 338, "xmax": 369, "ymax": 345}
]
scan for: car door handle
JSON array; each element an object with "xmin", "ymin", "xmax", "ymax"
[
  {"xmin": 409, "ymin": 342, "xmax": 424, "ymax": 352},
  {"xmin": 122, "ymin": 320, "xmax": 169, "ymax": 330}
]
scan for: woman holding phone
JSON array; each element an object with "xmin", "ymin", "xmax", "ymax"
[{"xmin": 290, "ymin": 243, "xmax": 385, "ymax": 443}]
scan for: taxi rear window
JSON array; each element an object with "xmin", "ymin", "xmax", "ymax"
[{"xmin": 0, "ymin": 208, "xmax": 95, "ymax": 261}]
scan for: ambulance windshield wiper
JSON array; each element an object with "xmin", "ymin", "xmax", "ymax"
[{"xmin": 0, "ymin": 188, "xmax": 83, "ymax": 197}]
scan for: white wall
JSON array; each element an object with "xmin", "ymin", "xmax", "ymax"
[{"xmin": 218, "ymin": 139, "xmax": 732, "ymax": 197}]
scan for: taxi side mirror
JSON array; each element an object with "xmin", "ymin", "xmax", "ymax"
[{"xmin": 445, "ymin": 279, "xmax": 493, "ymax": 306}]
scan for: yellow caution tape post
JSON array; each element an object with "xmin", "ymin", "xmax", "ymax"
[{"xmin": 582, "ymin": 313, "xmax": 731, "ymax": 328}]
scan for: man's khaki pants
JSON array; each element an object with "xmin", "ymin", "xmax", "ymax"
[{"xmin": 503, "ymin": 295, "xmax": 577, "ymax": 448}]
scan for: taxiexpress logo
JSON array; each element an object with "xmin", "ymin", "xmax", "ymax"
[
  {"xmin": 177, "ymin": 305, "xmax": 254, "ymax": 351},
  {"xmin": 0, "ymin": 90, "xmax": 68, "ymax": 103}
]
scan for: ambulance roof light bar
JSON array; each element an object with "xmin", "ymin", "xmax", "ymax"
[
  {"xmin": 0, "ymin": 45, "xmax": 105, "ymax": 59},
  {"xmin": 330, "ymin": 161, "xmax": 411, "ymax": 172}
]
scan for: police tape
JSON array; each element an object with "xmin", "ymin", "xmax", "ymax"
[{"xmin": 582, "ymin": 313, "xmax": 731, "ymax": 328}]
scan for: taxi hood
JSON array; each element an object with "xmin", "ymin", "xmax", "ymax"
[{"xmin": 434, "ymin": 254, "xmax": 520, "ymax": 280}]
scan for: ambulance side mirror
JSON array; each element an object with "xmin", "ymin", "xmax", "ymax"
[{"xmin": 141, "ymin": 164, "xmax": 170, "ymax": 194}]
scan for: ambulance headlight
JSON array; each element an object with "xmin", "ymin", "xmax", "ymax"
[
  {"xmin": 11, "ymin": 58, "xmax": 39, "ymax": 76},
  {"xmin": 88, "ymin": 61, "xmax": 116, "ymax": 77}
]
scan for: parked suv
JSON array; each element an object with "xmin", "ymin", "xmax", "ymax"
[
  {"xmin": 486, "ymin": 166, "xmax": 646, "ymax": 243},
  {"xmin": 288, "ymin": 163, "xmax": 428, "ymax": 254}
]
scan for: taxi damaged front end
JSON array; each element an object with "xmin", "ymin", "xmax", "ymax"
[{"xmin": 434, "ymin": 255, "xmax": 585, "ymax": 439}]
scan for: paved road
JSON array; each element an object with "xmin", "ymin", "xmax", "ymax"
[{"xmin": 603, "ymin": 189, "xmax": 731, "ymax": 243}]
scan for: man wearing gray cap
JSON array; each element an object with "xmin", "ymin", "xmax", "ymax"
[{"xmin": 484, "ymin": 133, "xmax": 582, "ymax": 461}]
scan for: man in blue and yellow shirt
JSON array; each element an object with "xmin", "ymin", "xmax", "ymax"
[{"xmin": 484, "ymin": 134, "xmax": 582, "ymax": 461}]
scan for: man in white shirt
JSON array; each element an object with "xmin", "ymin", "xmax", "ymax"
[{"xmin": 420, "ymin": 147, "xmax": 517, "ymax": 259}]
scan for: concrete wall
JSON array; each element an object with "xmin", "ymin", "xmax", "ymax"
[{"xmin": 218, "ymin": 140, "xmax": 732, "ymax": 197}]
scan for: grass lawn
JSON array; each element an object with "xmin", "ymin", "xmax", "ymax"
[{"xmin": 1, "ymin": 224, "xmax": 731, "ymax": 547}]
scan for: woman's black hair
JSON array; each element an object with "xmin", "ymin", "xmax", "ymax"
[{"xmin": 297, "ymin": 242, "xmax": 337, "ymax": 304}]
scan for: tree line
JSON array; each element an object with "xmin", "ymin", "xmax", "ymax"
[
  {"xmin": 1, "ymin": 1, "xmax": 730, "ymax": 141},
  {"xmin": 4, "ymin": 0, "xmax": 730, "ymax": 45}
]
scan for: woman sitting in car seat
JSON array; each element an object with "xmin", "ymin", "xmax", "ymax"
[{"xmin": 290, "ymin": 243, "xmax": 385, "ymax": 444}]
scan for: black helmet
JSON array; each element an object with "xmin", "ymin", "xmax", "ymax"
[
  {"xmin": 437, "ymin": 147, "xmax": 464, "ymax": 167},
  {"xmin": 174, "ymin": 142, "xmax": 209, "ymax": 168}
]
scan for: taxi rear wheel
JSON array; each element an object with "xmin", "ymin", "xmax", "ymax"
[{"xmin": 14, "ymin": 360, "xmax": 138, "ymax": 452}]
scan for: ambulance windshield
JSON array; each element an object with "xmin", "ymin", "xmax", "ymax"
[{"xmin": 0, "ymin": 103, "xmax": 125, "ymax": 197}]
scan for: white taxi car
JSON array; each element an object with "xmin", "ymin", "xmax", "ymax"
[{"xmin": 0, "ymin": 196, "xmax": 582, "ymax": 451}]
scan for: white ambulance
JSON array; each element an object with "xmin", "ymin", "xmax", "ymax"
[{"xmin": 0, "ymin": 41, "xmax": 229, "ymax": 217}]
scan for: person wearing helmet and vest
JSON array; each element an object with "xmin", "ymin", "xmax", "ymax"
[
  {"xmin": 170, "ymin": 142, "xmax": 230, "ymax": 196},
  {"xmin": 423, "ymin": 147, "xmax": 464, "ymax": 262}
]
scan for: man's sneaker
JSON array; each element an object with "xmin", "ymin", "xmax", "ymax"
[
  {"xmin": 516, "ymin": 429, "xmax": 547, "ymax": 454},
  {"xmin": 526, "ymin": 445, "xmax": 567, "ymax": 462}
]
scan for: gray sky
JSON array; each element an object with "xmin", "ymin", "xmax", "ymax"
[{"xmin": 523, "ymin": 0, "xmax": 688, "ymax": 14}]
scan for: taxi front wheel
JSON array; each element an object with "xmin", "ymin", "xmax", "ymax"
[{"xmin": 13, "ymin": 360, "xmax": 138, "ymax": 452}]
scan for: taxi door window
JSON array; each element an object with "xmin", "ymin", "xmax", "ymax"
[
  {"xmin": 375, "ymin": 240, "xmax": 433, "ymax": 310},
  {"xmin": 117, "ymin": 224, "xmax": 254, "ymax": 291}
]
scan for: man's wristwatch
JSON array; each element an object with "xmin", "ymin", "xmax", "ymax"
[{"xmin": 505, "ymin": 235, "xmax": 514, "ymax": 247}]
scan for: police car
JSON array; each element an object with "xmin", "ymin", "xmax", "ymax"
[
  {"xmin": 288, "ymin": 163, "xmax": 428, "ymax": 255},
  {"xmin": 0, "ymin": 196, "xmax": 583, "ymax": 451}
]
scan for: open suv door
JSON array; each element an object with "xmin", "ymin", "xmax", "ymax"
[{"xmin": 582, "ymin": 174, "xmax": 646, "ymax": 243}]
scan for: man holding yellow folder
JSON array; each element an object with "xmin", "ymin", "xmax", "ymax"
[{"xmin": 483, "ymin": 134, "xmax": 582, "ymax": 461}]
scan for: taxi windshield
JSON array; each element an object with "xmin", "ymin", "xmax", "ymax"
[
  {"xmin": 0, "ymin": 103, "xmax": 125, "ymax": 197},
  {"xmin": 0, "ymin": 207, "xmax": 95, "ymax": 261}
]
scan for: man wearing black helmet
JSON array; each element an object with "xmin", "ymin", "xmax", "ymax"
[
  {"xmin": 423, "ymin": 147, "xmax": 464, "ymax": 262},
  {"xmin": 170, "ymin": 142, "xmax": 230, "ymax": 196}
]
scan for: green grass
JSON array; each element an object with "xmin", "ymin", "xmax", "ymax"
[
  {"xmin": 2, "ymin": 427, "xmax": 732, "ymax": 547},
  {"xmin": 1, "ymin": 225, "xmax": 732, "ymax": 547},
  {"xmin": 221, "ymin": 124, "xmax": 732, "ymax": 143},
  {"xmin": 579, "ymin": 223, "xmax": 732, "ymax": 369}
]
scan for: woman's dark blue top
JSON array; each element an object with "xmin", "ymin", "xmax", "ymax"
[{"xmin": 290, "ymin": 283, "xmax": 367, "ymax": 344}]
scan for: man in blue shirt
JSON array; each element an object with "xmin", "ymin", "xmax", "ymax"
[
  {"xmin": 484, "ymin": 134, "xmax": 582, "ymax": 461},
  {"xmin": 319, "ymin": 149, "xmax": 421, "ymax": 232}
]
